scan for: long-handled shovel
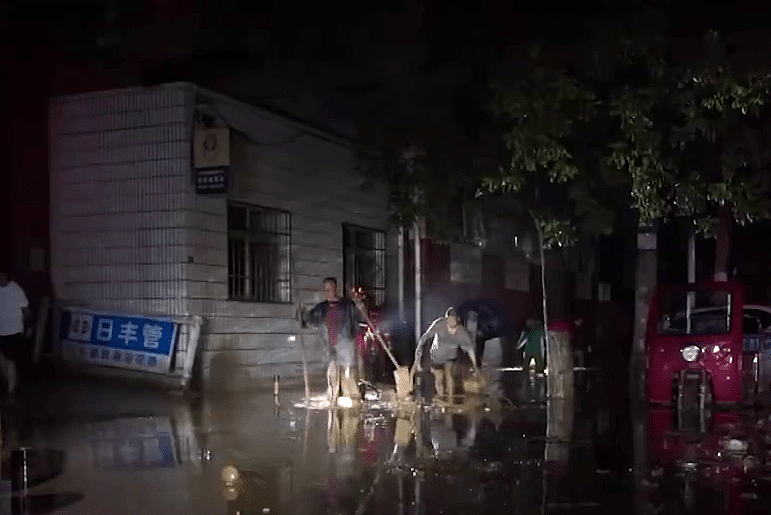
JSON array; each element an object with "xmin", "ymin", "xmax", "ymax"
[{"xmin": 354, "ymin": 305, "xmax": 412, "ymax": 400}]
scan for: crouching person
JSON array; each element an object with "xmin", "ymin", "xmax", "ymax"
[{"xmin": 412, "ymin": 308, "xmax": 480, "ymax": 405}]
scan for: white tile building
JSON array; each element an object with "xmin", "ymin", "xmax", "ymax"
[{"xmin": 49, "ymin": 82, "xmax": 397, "ymax": 390}]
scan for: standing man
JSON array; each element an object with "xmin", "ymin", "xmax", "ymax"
[
  {"xmin": 413, "ymin": 307, "xmax": 480, "ymax": 404},
  {"xmin": 306, "ymin": 277, "xmax": 367, "ymax": 405},
  {"xmin": 0, "ymin": 267, "xmax": 29, "ymax": 395}
]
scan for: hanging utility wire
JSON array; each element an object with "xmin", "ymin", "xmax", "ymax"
[{"xmin": 196, "ymin": 100, "xmax": 309, "ymax": 148}]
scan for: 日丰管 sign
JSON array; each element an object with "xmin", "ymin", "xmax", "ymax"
[{"xmin": 58, "ymin": 309, "xmax": 179, "ymax": 374}]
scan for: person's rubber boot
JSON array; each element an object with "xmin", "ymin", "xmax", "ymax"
[
  {"xmin": 358, "ymin": 381, "xmax": 367, "ymax": 401},
  {"xmin": 327, "ymin": 362, "xmax": 340, "ymax": 407},
  {"xmin": 341, "ymin": 366, "xmax": 361, "ymax": 404}
]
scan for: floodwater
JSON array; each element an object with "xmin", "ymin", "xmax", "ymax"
[{"xmin": 1, "ymin": 370, "xmax": 771, "ymax": 514}]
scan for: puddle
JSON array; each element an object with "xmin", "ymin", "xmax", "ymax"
[
  {"xmin": 644, "ymin": 408, "xmax": 771, "ymax": 514},
  {"xmin": 215, "ymin": 373, "xmax": 634, "ymax": 514},
  {"xmin": 0, "ymin": 492, "xmax": 84, "ymax": 515},
  {"xmin": 6, "ymin": 372, "xmax": 771, "ymax": 513}
]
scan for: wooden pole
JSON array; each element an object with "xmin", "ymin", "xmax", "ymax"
[{"xmin": 296, "ymin": 304, "xmax": 311, "ymax": 404}]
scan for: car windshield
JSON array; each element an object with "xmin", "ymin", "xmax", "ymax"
[{"xmin": 657, "ymin": 289, "xmax": 732, "ymax": 335}]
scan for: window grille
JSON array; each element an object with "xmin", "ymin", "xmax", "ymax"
[
  {"xmin": 228, "ymin": 202, "xmax": 291, "ymax": 303},
  {"xmin": 343, "ymin": 223, "xmax": 386, "ymax": 307}
]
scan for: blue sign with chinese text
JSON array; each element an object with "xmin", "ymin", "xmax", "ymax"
[
  {"xmin": 58, "ymin": 310, "xmax": 178, "ymax": 374},
  {"xmin": 87, "ymin": 417, "xmax": 178, "ymax": 470},
  {"xmin": 195, "ymin": 166, "xmax": 230, "ymax": 194}
]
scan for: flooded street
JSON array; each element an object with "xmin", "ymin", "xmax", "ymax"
[{"xmin": 2, "ymin": 370, "xmax": 771, "ymax": 514}]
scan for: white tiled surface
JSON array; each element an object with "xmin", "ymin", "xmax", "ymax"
[
  {"xmin": 50, "ymin": 83, "xmax": 396, "ymax": 389},
  {"xmin": 50, "ymin": 84, "xmax": 195, "ymax": 317}
]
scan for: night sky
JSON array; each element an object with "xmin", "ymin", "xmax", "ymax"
[
  {"xmin": 2, "ymin": 0, "xmax": 771, "ymax": 290},
  {"xmin": 2, "ymin": 1, "xmax": 771, "ymax": 186},
  {"xmin": 4, "ymin": 1, "xmax": 771, "ymax": 122}
]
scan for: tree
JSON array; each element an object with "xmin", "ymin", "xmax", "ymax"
[
  {"xmin": 608, "ymin": 28, "xmax": 771, "ymax": 370},
  {"xmin": 485, "ymin": 15, "xmax": 771, "ymax": 393},
  {"xmin": 609, "ymin": 28, "xmax": 771, "ymax": 253},
  {"xmin": 482, "ymin": 43, "xmax": 628, "ymax": 398}
]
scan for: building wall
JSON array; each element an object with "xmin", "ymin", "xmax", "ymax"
[
  {"xmin": 50, "ymin": 84, "xmax": 197, "ymax": 372},
  {"xmin": 49, "ymin": 83, "xmax": 196, "ymax": 317},
  {"xmin": 404, "ymin": 239, "xmax": 541, "ymax": 334},
  {"xmin": 192, "ymin": 91, "xmax": 393, "ymax": 390},
  {"xmin": 50, "ymin": 83, "xmax": 394, "ymax": 391}
]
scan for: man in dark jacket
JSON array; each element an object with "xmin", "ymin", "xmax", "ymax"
[{"xmin": 306, "ymin": 277, "xmax": 367, "ymax": 404}]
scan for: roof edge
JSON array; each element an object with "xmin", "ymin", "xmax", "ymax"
[{"xmin": 193, "ymin": 85, "xmax": 354, "ymax": 149}]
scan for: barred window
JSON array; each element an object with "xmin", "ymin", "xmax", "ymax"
[
  {"xmin": 343, "ymin": 223, "xmax": 386, "ymax": 307},
  {"xmin": 228, "ymin": 203, "xmax": 291, "ymax": 303}
]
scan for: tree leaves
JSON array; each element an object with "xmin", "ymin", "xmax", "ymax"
[
  {"xmin": 486, "ymin": 22, "xmax": 771, "ymax": 243},
  {"xmin": 485, "ymin": 47, "xmax": 632, "ymax": 243},
  {"xmin": 610, "ymin": 30, "xmax": 771, "ymax": 228}
]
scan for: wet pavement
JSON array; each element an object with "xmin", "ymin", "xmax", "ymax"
[{"xmin": 1, "ymin": 370, "xmax": 771, "ymax": 514}]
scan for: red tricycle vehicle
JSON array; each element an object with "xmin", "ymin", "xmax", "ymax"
[{"xmin": 645, "ymin": 282, "xmax": 771, "ymax": 407}]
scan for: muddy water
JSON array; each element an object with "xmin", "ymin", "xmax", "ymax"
[{"xmin": 0, "ymin": 372, "xmax": 769, "ymax": 514}]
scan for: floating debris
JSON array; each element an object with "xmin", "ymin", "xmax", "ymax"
[{"xmin": 293, "ymin": 394, "xmax": 334, "ymax": 410}]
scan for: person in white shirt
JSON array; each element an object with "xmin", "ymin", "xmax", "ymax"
[{"xmin": 0, "ymin": 268, "xmax": 29, "ymax": 394}]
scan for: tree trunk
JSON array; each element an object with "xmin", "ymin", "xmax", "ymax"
[
  {"xmin": 545, "ymin": 250, "xmax": 569, "ymax": 321},
  {"xmin": 531, "ymin": 211, "xmax": 574, "ymax": 400},
  {"xmin": 543, "ymin": 396, "xmax": 575, "ymax": 512},
  {"xmin": 531, "ymin": 211, "xmax": 549, "ymax": 349},
  {"xmin": 631, "ymin": 396, "xmax": 652, "ymax": 515},
  {"xmin": 632, "ymin": 225, "xmax": 658, "ymax": 398},
  {"xmin": 688, "ymin": 231, "xmax": 696, "ymax": 284},
  {"xmin": 714, "ymin": 206, "xmax": 731, "ymax": 281},
  {"xmin": 547, "ymin": 330, "xmax": 574, "ymax": 398}
]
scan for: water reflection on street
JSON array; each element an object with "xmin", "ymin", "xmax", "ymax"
[
  {"xmin": 1, "ymin": 370, "xmax": 771, "ymax": 513},
  {"xmin": 643, "ymin": 406, "xmax": 771, "ymax": 514}
]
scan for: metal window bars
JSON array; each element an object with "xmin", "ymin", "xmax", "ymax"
[
  {"xmin": 228, "ymin": 203, "xmax": 291, "ymax": 303},
  {"xmin": 343, "ymin": 224, "xmax": 386, "ymax": 307}
]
